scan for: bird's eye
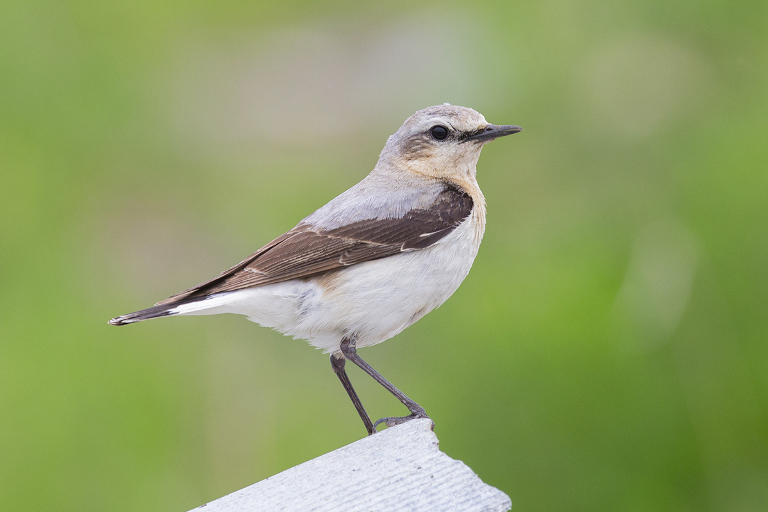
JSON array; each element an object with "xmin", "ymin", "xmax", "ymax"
[{"xmin": 430, "ymin": 125, "xmax": 449, "ymax": 140}]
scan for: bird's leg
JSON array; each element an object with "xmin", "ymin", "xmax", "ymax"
[
  {"xmin": 330, "ymin": 352, "xmax": 376, "ymax": 435},
  {"xmin": 339, "ymin": 336, "xmax": 431, "ymax": 431}
]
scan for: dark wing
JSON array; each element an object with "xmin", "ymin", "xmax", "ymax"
[{"xmin": 155, "ymin": 187, "xmax": 473, "ymax": 306}]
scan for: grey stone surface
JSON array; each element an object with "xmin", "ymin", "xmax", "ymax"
[{"xmin": 192, "ymin": 419, "xmax": 511, "ymax": 512}]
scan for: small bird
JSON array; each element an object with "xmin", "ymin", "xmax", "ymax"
[{"xmin": 110, "ymin": 104, "xmax": 522, "ymax": 435}]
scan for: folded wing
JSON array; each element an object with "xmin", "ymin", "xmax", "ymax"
[{"xmin": 155, "ymin": 187, "xmax": 473, "ymax": 306}]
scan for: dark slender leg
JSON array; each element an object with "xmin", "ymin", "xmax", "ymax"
[
  {"xmin": 330, "ymin": 352, "xmax": 376, "ymax": 435},
  {"xmin": 340, "ymin": 336, "xmax": 430, "ymax": 430}
]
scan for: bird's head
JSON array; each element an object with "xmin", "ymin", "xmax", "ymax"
[{"xmin": 378, "ymin": 104, "xmax": 522, "ymax": 181}]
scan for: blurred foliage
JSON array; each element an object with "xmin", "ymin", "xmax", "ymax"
[{"xmin": 1, "ymin": 0, "xmax": 767, "ymax": 511}]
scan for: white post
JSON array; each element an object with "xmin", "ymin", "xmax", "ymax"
[{"xmin": 191, "ymin": 419, "xmax": 511, "ymax": 511}]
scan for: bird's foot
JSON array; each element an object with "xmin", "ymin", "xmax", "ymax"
[{"xmin": 373, "ymin": 410, "xmax": 432, "ymax": 431}]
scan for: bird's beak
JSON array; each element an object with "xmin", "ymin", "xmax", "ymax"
[{"xmin": 461, "ymin": 124, "xmax": 523, "ymax": 143}]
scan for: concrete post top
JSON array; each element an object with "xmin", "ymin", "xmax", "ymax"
[{"xmin": 192, "ymin": 419, "xmax": 511, "ymax": 512}]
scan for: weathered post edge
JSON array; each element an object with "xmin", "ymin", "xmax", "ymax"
[{"xmin": 191, "ymin": 418, "xmax": 511, "ymax": 511}]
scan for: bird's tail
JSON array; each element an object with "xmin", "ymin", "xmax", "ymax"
[{"xmin": 109, "ymin": 304, "xmax": 178, "ymax": 326}]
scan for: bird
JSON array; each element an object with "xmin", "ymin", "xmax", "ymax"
[{"xmin": 110, "ymin": 104, "xmax": 522, "ymax": 435}]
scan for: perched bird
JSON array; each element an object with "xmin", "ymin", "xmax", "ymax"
[{"xmin": 110, "ymin": 104, "xmax": 522, "ymax": 435}]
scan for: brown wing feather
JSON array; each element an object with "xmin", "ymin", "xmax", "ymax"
[{"xmin": 155, "ymin": 187, "xmax": 473, "ymax": 306}]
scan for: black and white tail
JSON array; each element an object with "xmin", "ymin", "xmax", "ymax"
[{"xmin": 108, "ymin": 304, "xmax": 179, "ymax": 325}]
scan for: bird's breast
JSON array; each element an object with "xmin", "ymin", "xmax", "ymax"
[{"xmin": 298, "ymin": 211, "xmax": 484, "ymax": 350}]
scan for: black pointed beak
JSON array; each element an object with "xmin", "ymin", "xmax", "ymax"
[{"xmin": 461, "ymin": 124, "xmax": 523, "ymax": 143}]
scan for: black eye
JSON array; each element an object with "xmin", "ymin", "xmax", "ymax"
[{"xmin": 430, "ymin": 125, "xmax": 449, "ymax": 140}]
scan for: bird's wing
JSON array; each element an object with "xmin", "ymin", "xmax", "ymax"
[{"xmin": 155, "ymin": 187, "xmax": 473, "ymax": 306}]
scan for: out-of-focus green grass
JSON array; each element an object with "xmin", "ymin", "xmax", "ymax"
[{"xmin": 1, "ymin": 1, "xmax": 766, "ymax": 510}]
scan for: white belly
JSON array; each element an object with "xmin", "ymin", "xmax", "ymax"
[{"xmin": 170, "ymin": 214, "xmax": 483, "ymax": 353}]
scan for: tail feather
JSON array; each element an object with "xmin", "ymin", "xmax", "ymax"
[{"xmin": 109, "ymin": 304, "xmax": 178, "ymax": 325}]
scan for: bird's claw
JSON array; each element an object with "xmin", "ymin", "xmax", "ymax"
[{"xmin": 373, "ymin": 411, "xmax": 431, "ymax": 431}]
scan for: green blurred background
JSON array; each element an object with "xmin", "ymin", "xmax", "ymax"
[{"xmin": 1, "ymin": 1, "xmax": 767, "ymax": 510}]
